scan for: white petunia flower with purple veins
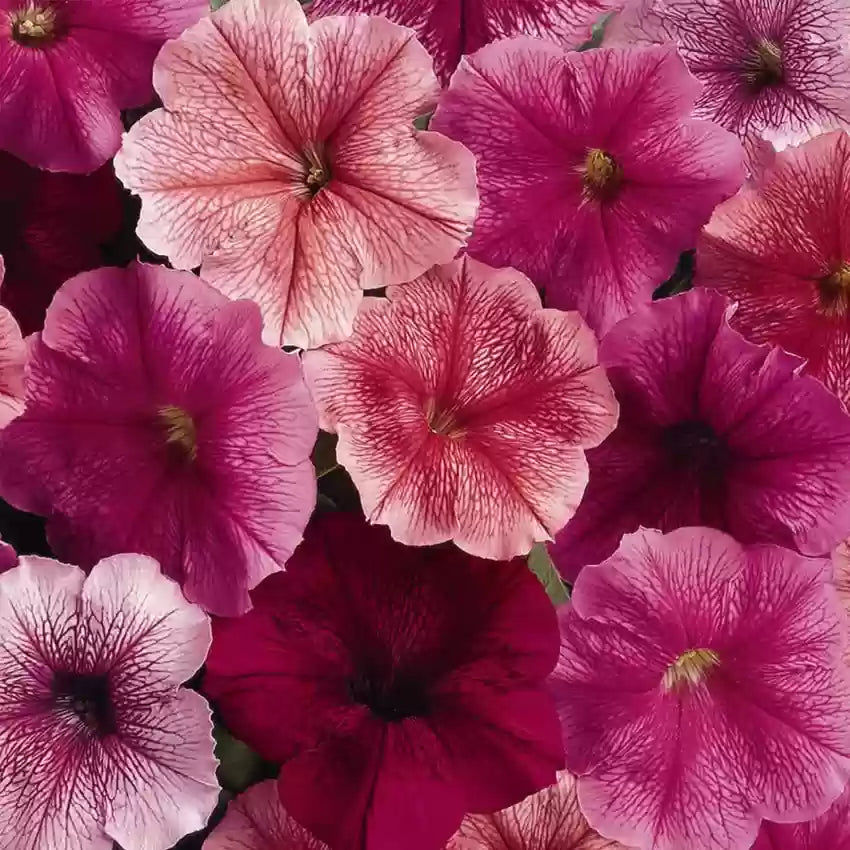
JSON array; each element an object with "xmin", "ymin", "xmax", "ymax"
[{"xmin": 0, "ymin": 553, "xmax": 219, "ymax": 850}]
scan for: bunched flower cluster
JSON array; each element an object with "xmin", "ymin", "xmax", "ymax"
[{"xmin": 1, "ymin": 0, "xmax": 850, "ymax": 848}]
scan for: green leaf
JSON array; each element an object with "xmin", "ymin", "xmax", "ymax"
[
  {"xmin": 210, "ymin": 0, "xmax": 228, "ymax": 9},
  {"xmin": 213, "ymin": 726, "xmax": 267, "ymax": 793},
  {"xmin": 413, "ymin": 112, "xmax": 432, "ymax": 130},
  {"xmin": 527, "ymin": 543, "xmax": 570, "ymax": 605}
]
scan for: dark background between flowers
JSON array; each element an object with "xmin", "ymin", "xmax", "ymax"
[{"xmin": 0, "ymin": 33, "xmax": 694, "ymax": 848}]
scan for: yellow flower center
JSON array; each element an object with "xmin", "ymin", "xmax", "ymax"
[
  {"xmin": 744, "ymin": 39, "xmax": 784, "ymax": 89},
  {"xmin": 662, "ymin": 648, "xmax": 720, "ymax": 692},
  {"xmin": 158, "ymin": 404, "xmax": 198, "ymax": 462},
  {"xmin": 10, "ymin": 3, "xmax": 58, "ymax": 44},
  {"xmin": 583, "ymin": 148, "xmax": 623, "ymax": 199},
  {"xmin": 818, "ymin": 262, "xmax": 850, "ymax": 316}
]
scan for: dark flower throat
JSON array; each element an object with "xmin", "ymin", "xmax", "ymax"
[
  {"xmin": 52, "ymin": 671, "xmax": 117, "ymax": 736},
  {"xmin": 349, "ymin": 671, "xmax": 430, "ymax": 722}
]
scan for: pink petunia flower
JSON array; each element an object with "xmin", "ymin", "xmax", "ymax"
[
  {"xmin": 696, "ymin": 131, "xmax": 850, "ymax": 405},
  {"xmin": 302, "ymin": 255, "xmax": 618, "ymax": 559},
  {"xmin": 0, "ymin": 553, "xmax": 219, "ymax": 850},
  {"xmin": 308, "ymin": 0, "xmax": 620, "ymax": 83},
  {"xmin": 0, "ymin": 0, "xmax": 206, "ymax": 172},
  {"xmin": 549, "ymin": 288, "xmax": 850, "ymax": 583},
  {"xmin": 115, "ymin": 0, "xmax": 478, "ymax": 350},
  {"xmin": 203, "ymin": 512, "xmax": 564, "ymax": 850},
  {"xmin": 0, "ymin": 278, "xmax": 25, "ymax": 430},
  {"xmin": 0, "ymin": 261, "xmax": 318, "ymax": 616},
  {"xmin": 549, "ymin": 526, "xmax": 850, "ymax": 850},
  {"xmin": 446, "ymin": 770, "xmax": 625, "ymax": 850},
  {"xmin": 606, "ymin": 0, "xmax": 850, "ymax": 156},
  {"xmin": 753, "ymin": 783, "xmax": 850, "ymax": 850},
  {"xmin": 204, "ymin": 779, "xmax": 328, "ymax": 850},
  {"xmin": 431, "ymin": 42, "xmax": 744, "ymax": 336}
]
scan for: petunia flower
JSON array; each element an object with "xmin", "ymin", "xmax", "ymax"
[
  {"xmin": 430, "ymin": 42, "xmax": 743, "ymax": 335},
  {"xmin": 549, "ymin": 526, "xmax": 850, "ymax": 850},
  {"xmin": 115, "ymin": 0, "xmax": 478, "ymax": 350},
  {"xmin": 0, "ymin": 272, "xmax": 25, "ymax": 430},
  {"xmin": 549, "ymin": 288, "xmax": 850, "ymax": 583},
  {"xmin": 605, "ymin": 0, "xmax": 850, "ymax": 156},
  {"xmin": 752, "ymin": 783, "xmax": 850, "ymax": 850},
  {"xmin": 204, "ymin": 779, "xmax": 328, "ymax": 850},
  {"xmin": 0, "ymin": 152, "xmax": 122, "ymax": 335},
  {"xmin": 203, "ymin": 512, "xmax": 564, "ymax": 850},
  {"xmin": 696, "ymin": 131, "xmax": 850, "ymax": 405},
  {"xmin": 0, "ymin": 261, "xmax": 318, "ymax": 616},
  {"xmin": 446, "ymin": 770, "xmax": 625, "ymax": 850},
  {"xmin": 0, "ymin": 552, "xmax": 219, "ymax": 850},
  {"xmin": 308, "ymin": 0, "xmax": 620, "ymax": 83},
  {"xmin": 302, "ymin": 255, "xmax": 618, "ymax": 560},
  {"xmin": 0, "ymin": 0, "xmax": 206, "ymax": 172}
]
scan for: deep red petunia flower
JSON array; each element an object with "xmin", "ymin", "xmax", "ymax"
[
  {"xmin": 0, "ymin": 152, "xmax": 122, "ymax": 335},
  {"xmin": 606, "ymin": 0, "xmax": 850, "ymax": 157},
  {"xmin": 753, "ymin": 783, "xmax": 850, "ymax": 850},
  {"xmin": 549, "ymin": 288, "xmax": 850, "ymax": 582},
  {"xmin": 431, "ymin": 42, "xmax": 744, "ymax": 335},
  {"xmin": 302, "ymin": 255, "xmax": 618, "ymax": 559},
  {"xmin": 204, "ymin": 513, "xmax": 564, "ymax": 850},
  {"xmin": 696, "ymin": 131, "xmax": 850, "ymax": 405},
  {"xmin": 308, "ymin": 0, "xmax": 621, "ymax": 83}
]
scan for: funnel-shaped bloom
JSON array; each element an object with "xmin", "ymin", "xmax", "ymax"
[
  {"xmin": 431, "ymin": 42, "xmax": 743, "ymax": 335},
  {"xmin": 116, "ymin": 0, "xmax": 478, "ymax": 349},
  {"xmin": 550, "ymin": 526, "xmax": 850, "ymax": 850},
  {"xmin": 550, "ymin": 289, "xmax": 850, "ymax": 582},
  {"xmin": 0, "ymin": 285, "xmax": 24, "ymax": 430},
  {"xmin": 0, "ymin": 553, "xmax": 218, "ymax": 850},
  {"xmin": 753, "ymin": 784, "xmax": 850, "ymax": 850},
  {"xmin": 204, "ymin": 513, "xmax": 564, "ymax": 850},
  {"xmin": 0, "ymin": 262, "xmax": 318, "ymax": 615},
  {"xmin": 303, "ymin": 255, "xmax": 618, "ymax": 559},
  {"xmin": 696, "ymin": 131, "xmax": 850, "ymax": 405}
]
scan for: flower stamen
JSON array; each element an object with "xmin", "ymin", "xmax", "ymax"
[
  {"xmin": 159, "ymin": 404, "xmax": 198, "ymax": 461},
  {"xmin": 583, "ymin": 148, "xmax": 623, "ymax": 200},
  {"xmin": 424, "ymin": 397, "xmax": 464, "ymax": 439},
  {"xmin": 743, "ymin": 39, "xmax": 784, "ymax": 90},
  {"xmin": 818, "ymin": 262, "xmax": 850, "ymax": 316},
  {"xmin": 10, "ymin": 3, "xmax": 59, "ymax": 45},
  {"xmin": 303, "ymin": 143, "xmax": 331, "ymax": 197},
  {"xmin": 662, "ymin": 648, "xmax": 720, "ymax": 692}
]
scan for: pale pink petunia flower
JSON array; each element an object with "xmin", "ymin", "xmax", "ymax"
[
  {"xmin": 0, "ymin": 0, "xmax": 206, "ymax": 172},
  {"xmin": 606, "ymin": 0, "xmax": 850, "ymax": 156},
  {"xmin": 302, "ymin": 254, "xmax": 618, "ymax": 559},
  {"xmin": 549, "ymin": 289, "xmax": 850, "ymax": 583},
  {"xmin": 696, "ymin": 131, "xmax": 850, "ymax": 406},
  {"xmin": 115, "ymin": 0, "xmax": 478, "ymax": 350},
  {"xmin": 0, "ymin": 553, "xmax": 219, "ymax": 850},
  {"xmin": 753, "ymin": 782, "xmax": 850, "ymax": 850},
  {"xmin": 0, "ymin": 261, "xmax": 318, "ymax": 615},
  {"xmin": 308, "ymin": 0, "xmax": 621, "ymax": 83},
  {"xmin": 431, "ymin": 42, "xmax": 744, "ymax": 336},
  {"xmin": 204, "ymin": 779, "xmax": 328, "ymax": 850},
  {"xmin": 446, "ymin": 770, "xmax": 626, "ymax": 850},
  {"xmin": 550, "ymin": 526, "xmax": 850, "ymax": 850}
]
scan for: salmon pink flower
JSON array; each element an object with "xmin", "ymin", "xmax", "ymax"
[
  {"xmin": 309, "ymin": 0, "xmax": 620, "ymax": 83},
  {"xmin": 302, "ymin": 255, "xmax": 618, "ymax": 559},
  {"xmin": 550, "ymin": 289, "xmax": 850, "ymax": 582},
  {"xmin": 0, "ymin": 553, "xmax": 218, "ymax": 850},
  {"xmin": 550, "ymin": 526, "xmax": 850, "ymax": 850},
  {"xmin": 203, "ymin": 513, "xmax": 564, "ymax": 850},
  {"xmin": 0, "ymin": 261, "xmax": 318, "ymax": 615},
  {"xmin": 753, "ymin": 783, "xmax": 850, "ymax": 850},
  {"xmin": 0, "ymin": 0, "xmax": 205, "ymax": 172},
  {"xmin": 431, "ymin": 42, "xmax": 743, "ymax": 335},
  {"xmin": 115, "ymin": 0, "xmax": 478, "ymax": 350},
  {"xmin": 696, "ymin": 131, "xmax": 850, "ymax": 405}
]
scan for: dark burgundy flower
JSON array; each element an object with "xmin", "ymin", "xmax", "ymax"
[
  {"xmin": 0, "ymin": 152, "xmax": 122, "ymax": 334},
  {"xmin": 204, "ymin": 513, "xmax": 564, "ymax": 850}
]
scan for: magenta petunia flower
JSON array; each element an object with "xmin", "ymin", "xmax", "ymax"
[
  {"xmin": 302, "ymin": 255, "xmax": 618, "ymax": 559},
  {"xmin": 431, "ymin": 42, "xmax": 743, "ymax": 335},
  {"xmin": 0, "ymin": 261, "xmax": 318, "ymax": 616},
  {"xmin": 203, "ymin": 512, "xmax": 564, "ymax": 850},
  {"xmin": 446, "ymin": 770, "xmax": 625, "ymax": 850},
  {"xmin": 549, "ymin": 288, "xmax": 850, "ymax": 583},
  {"xmin": 115, "ymin": 0, "xmax": 478, "ymax": 350},
  {"xmin": 696, "ymin": 131, "xmax": 850, "ymax": 405},
  {"xmin": 204, "ymin": 779, "xmax": 328, "ymax": 850},
  {"xmin": 0, "ymin": 293, "xmax": 25, "ymax": 430},
  {"xmin": 0, "ymin": 552, "xmax": 219, "ymax": 850},
  {"xmin": 0, "ymin": 0, "xmax": 205, "ymax": 172},
  {"xmin": 753, "ymin": 783, "xmax": 850, "ymax": 850},
  {"xmin": 606, "ymin": 0, "xmax": 850, "ymax": 155},
  {"xmin": 549, "ymin": 526, "xmax": 850, "ymax": 850},
  {"xmin": 308, "ymin": 0, "xmax": 620, "ymax": 83},
  {"xmin": 0, "ymin": 152, "xmax": 123, "ymax": 335}
]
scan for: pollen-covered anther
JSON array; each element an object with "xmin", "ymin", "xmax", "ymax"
[
  {"xmin": 424, "ymin": 397, "xmax": 464, "ymax": 439},
  {"xmin": 10, "ymin": 3, "xmax": 58, "ymax": 43},
  {"xmin": 583, "ymin": 148, "xmax": 623, "ymax": 199},
  {"xmin": 303, "ymin": 144, "xmax": 331, "ymax": 196},
  {"xmin": 818, "ymin": 262, "xmax": 850, "ymax": 316},
  {"xmin": 744, "ymin": 39, "xmax": 784, "ymax": 89},
  {"xmin": 159, "ymin": 404, "xmax": 198, "ymax": 461},
  {"xmin": 662, "ymin": 647, "xmax": 720, "ymax": 691}
]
